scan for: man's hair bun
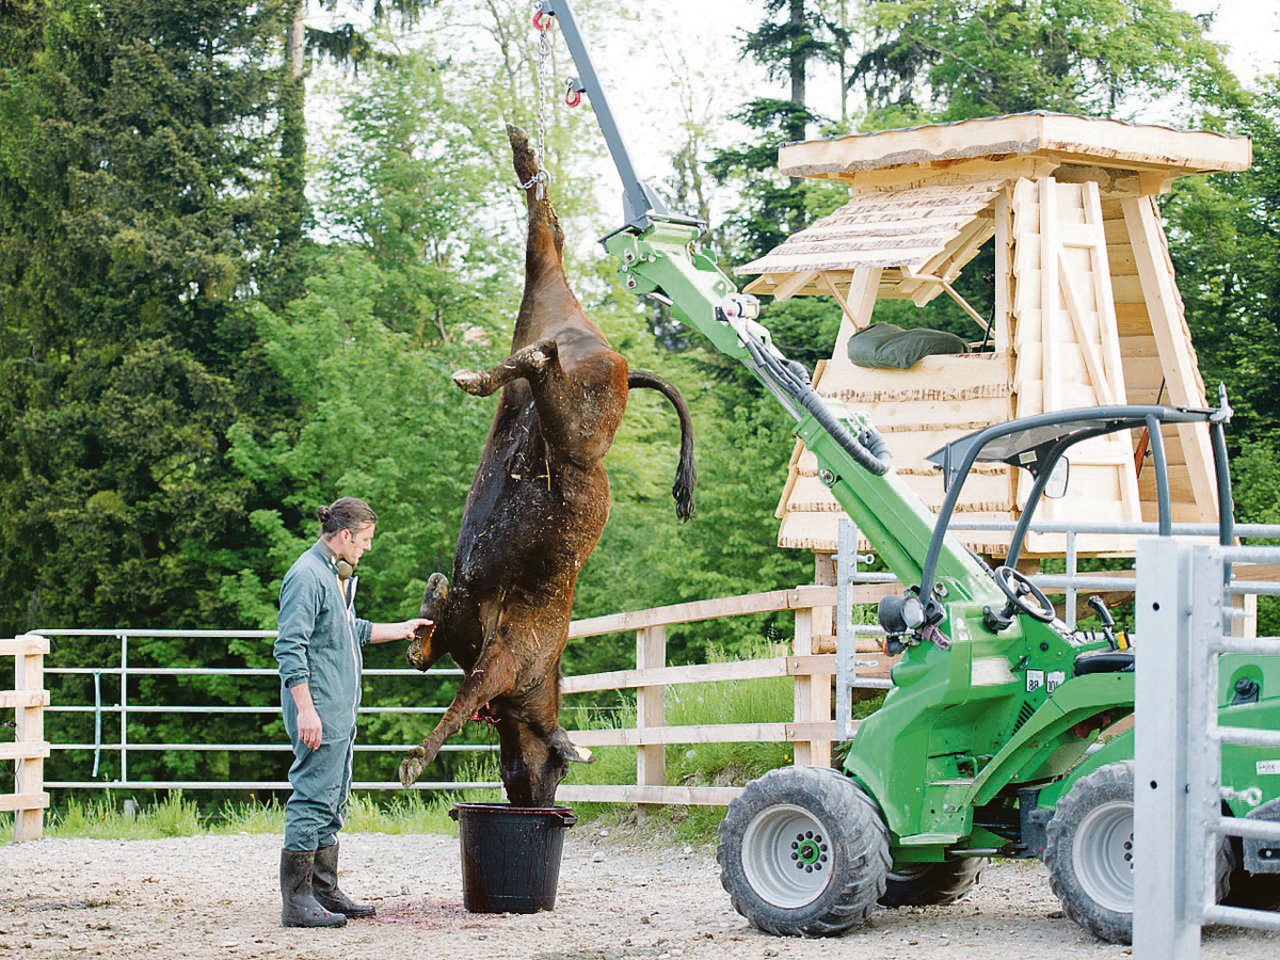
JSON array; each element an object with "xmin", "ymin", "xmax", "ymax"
[{"xmin": 318, "ymin": 498, "xmax": 377, "ymax": 537}]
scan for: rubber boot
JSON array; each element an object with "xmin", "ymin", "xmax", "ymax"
[
  {"xmin": 280, "ymin": 849, "xmax": 347, "ymax": 928},
  {"xmin": 313, "ymin": 841, "xmax": 376, "ymax": 919}
]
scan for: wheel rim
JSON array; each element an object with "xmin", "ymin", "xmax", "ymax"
[
  {"xmin": 740, "ymin": 804, "xmax": 834, "ymax": 908},
  {"xmin": 1072, "ymin": 799, "xmax": 1134, "ymax": 913}
]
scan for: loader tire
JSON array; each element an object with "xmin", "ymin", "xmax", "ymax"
[
  {"xmin": 1045, "ymin": 761, "xmax": 1232, "ymax": 945},
  {"xmin": 717, "ymin": 766, "xmax": 890, "ymax": 937},
  {"xmin": 880, "ymin": 857, "xmax": 987, "ymax": 907}
]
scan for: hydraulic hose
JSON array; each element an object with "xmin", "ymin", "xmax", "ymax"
[{"xmin": 740, "ymin": 333, "xmax": 893, "ymax": 477}]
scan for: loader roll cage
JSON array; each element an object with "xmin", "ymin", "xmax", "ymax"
[{"xmin": 916, "ymin": 400, "xmax": 1237, "ymax": 625}]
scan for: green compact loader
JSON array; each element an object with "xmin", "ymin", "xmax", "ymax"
[{"xmin": 533, "ymin": 0, "xmax": 1280, "ymax": 943}]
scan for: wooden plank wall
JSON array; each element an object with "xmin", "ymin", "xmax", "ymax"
[
  {"xmin": 772, "ymin": 173, "xmax": 1222, "ymax": 560},
  {"xmin": 1010, "ymin": 178, "xmax": 1144, "ymax": 553},
  {"xmin": 775, "ymin": 353, "xmax": 1016, "ymax": 555}
]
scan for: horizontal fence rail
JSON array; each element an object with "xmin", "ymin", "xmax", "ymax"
[
  {"xmin": 29, "ymin": 627, "xmax": 499, "ymax": 794},
  {"xmin": 12, "ymin": 586, "xmax": 852, "ymax": 810}
]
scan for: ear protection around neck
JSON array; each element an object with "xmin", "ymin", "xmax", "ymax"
[{"xmin": 336, "ymin": 558, "xmax": 355, "ymax": 579}]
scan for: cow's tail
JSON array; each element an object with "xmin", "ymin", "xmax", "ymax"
[{"xmin": 628, "ymin": 369, "xmax": 696, "ymax": 522}]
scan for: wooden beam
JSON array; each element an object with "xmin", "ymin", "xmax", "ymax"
[
  {"xmin": 778, "ymin": 113, "xmax": 1251, "ymax": 182},
  {"xmin": 636, "ymin": 626, "xmax": 666, "ymax": 790},
  {"xmin": 0, "ymin": 792, "xmax": 49, "ymax": 813},
  {"xmin": 13, "ymin": 638, "xmax": 46, "ymax": 840},
  {"xmin": 771, "ymin": 270, "xmax": 819, "ymax": 302},
  {"xmin": 566, "ymin": 721, "xmax": 838, "ymax": 748},
  {"xmin": 993, "ymin": 188, "xmax": 1013, "ymax": 352},
  {"xmin": 569, "ymin": 587, "xmax": 837, "ymax": 639},
  {"xmin": 1121, "ymin": 196, "xmax": 1216, "ymax": 512},
  {"xmin": 555, "ymin": 784, "xmax": 745, "ymax": 806},
  {"xmin": 561, "ymin": 655, "xmax": 838, "ymax": 695},
  {"xmin": 832, "ymin": 268, "xmax": 882, "ymax": 365},
  {"xmin": 902, "ymin": 268, "xmax": 989, "ymax": 330},
  {"xmin": 0, "ymin": 636, "xmax": 49, "ymax": 656},
  {"xmin": 1040, "ymin": 177, "xmax": 1062, "ymax": 413},
  {"xmin": 0, "ymin": 742, "xmax": 50, "ymax": 762},
  {"xmin": 1058, "ymin": 257, "xmax": 1116, "ymax": 404},
  {"xmin": 0, "ymin": 690, "xmax": 48, "ymax": 709}
]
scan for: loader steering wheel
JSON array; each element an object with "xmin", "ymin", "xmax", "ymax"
[{"xmin": 993, "ymin": 566, "xmax": 1056, "ymax": 623}]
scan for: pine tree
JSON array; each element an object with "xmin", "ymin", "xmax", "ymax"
[{"xmin": 0, "ymin": 1, "xmax": 295, "ymax": 635}]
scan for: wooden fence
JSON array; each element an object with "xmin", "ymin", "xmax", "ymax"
[
  {"xmin": 554, "ymin": 585, "xmax": 890, "ymax": 806},
  {"xmin": 2, "ymin": 634, "xmax": 50, "ymax": 841}
]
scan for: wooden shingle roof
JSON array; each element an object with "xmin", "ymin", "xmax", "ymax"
[{"xmin": 735, "ymin": 180, "xmax": 1004, "ymax": 303}]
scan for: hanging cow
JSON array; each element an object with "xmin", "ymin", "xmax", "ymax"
[{"xmin": 398, "ymin": 124, "xmax": 695, "ymax": 806}]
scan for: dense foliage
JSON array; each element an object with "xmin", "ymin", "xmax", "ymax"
[{"xmin": 1, "ymin": 0, "xmax": 1277, "ymax": 793}]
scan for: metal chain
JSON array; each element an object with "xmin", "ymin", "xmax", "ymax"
[{"xmin": 520, "ymin": 3, "xmax": 553, "ymax": 199}]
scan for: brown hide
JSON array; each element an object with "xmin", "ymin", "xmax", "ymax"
[{"xmin": 399, "ymin": 125, "xmax": 695, "ymax": 806}]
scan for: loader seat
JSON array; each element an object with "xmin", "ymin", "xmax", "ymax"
[{"xmin": 1073, "ymin": 650, "xmax": 1135, "ymax": 676}]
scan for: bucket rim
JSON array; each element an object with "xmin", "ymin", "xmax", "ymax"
[{"xmin": 450, "ymin": 801, "xmax": 574, "ymax": 816}]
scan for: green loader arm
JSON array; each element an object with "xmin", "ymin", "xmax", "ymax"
[{"xmin": 605, "ymin": 212, "xmax": 996, "ymax": 601}]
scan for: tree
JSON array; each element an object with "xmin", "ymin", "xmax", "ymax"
[
  {"xmin": 1164, "ymin": 72, "xmax": 1280, "ymax": 475},
  {"xmin": 849, "ymin": 0, "xmax": 1226, "ymax": 124},
  {"xmin": 0, "ymin": 1, "xmax": 298, "ymax": 636},
  {"xmin": 269, "ymin": 0, "xmax": 439, "ymax": 305}
]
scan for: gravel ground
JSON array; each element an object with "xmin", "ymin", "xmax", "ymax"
[{"xmin": 1, "ymin": 829, "xmax": 1274, "ymax": 960}]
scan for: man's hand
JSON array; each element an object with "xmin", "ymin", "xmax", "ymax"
[
  {"xmin": 370, "ymin": 618, "xmax": 433, "ymax": 643},
  {"xmin": 289, "ymin": 682, "xmax": 323, "ymax": 749},
  {"xmin": 297, "ymin": 706, "xmax": 323, "ymax": 750}
]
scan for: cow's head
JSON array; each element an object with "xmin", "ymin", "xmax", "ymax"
[{"xmin": 500, "ymin": 725, "xmax": 594, "ymax": 807}]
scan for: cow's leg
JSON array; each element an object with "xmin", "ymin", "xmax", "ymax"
[
  {"xmin": 453, "ymin": 338, "xmax": 559, "ymax": 398},
  {"xmin": 398, "ymin": 646, "xmax": 516, "ymax": 788},
  {"xmin": 406, "ymin": 573, "xmax": 449, "ymax": 672}
]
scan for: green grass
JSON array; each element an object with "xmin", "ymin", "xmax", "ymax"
[{"xmin": 3, "ymin": 754, "xmax": 507, "ymax": 842}]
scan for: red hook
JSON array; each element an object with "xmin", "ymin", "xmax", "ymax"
[
  {"xmin": 565, "ymin": 87, "xmax": 583, "ymax": 108},
  {"xmin": 532, "ymin": 8, "xmax": 553, "ymax": 31}
]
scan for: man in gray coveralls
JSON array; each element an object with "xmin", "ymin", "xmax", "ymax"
[{"xmin": 274, "ymin": 497, "xmax": 431, "ymax": 928}]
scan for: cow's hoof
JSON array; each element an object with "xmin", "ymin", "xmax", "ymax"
[
  {"xmin": 406, "ymin": 633, "xmax": 434, "ymax": 671},
  {"xmin": 399, "ymin": 757, "xmax": 424, "ymax": 789},
  {"xmin": 420, "ymin": 573, "xmax": 449, "ymax": 618},
  {"xmin": 453, "ymin": 369, "xmax": 487, "ymax": 395}
]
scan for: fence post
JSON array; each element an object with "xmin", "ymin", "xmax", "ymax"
[
  {"xmin": 1186, "ymin": 545, "xmax": 1227, "ymax": 937},
  {"xmin": 6, "ymin": 634, "xmax": 50, "ymax": 842},
  {"xmin": 119, "ymin": 633, "xmax": 128, "ymax": 785},
  {"xmin": 1133, "ymin": 538, "xmax": 1198, "ymax": 960},
  {"xmin": 835, "ymin": 520, "xmax": 856, "ymax": 741},
  {"xmin": 635, "ymin": 626, "xmax": 666, "ymax": 793},
  {"xmin": 792, "ymin": 599, "xmax": 832, "ymax": 767}
]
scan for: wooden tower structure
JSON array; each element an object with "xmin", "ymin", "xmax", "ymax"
[{"xmin": 737, "ymin": 113, "xmax": 1251, "ymax": 559}]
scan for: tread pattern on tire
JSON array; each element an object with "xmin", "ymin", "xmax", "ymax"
[
  {"xmin": 880, "ymin": 857, "xmax": 987, "ymax": 907},
  {"xmin": 717, "ymin": 766, "xmax": 891, "ymax": 937},
  {"xmin": 1045, "ymin": 760, "xmax": 1232, "ymax": 945}
]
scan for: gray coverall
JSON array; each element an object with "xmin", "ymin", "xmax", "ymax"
[{"xmin": 274, "ymin": 541, "xmax": 373, "ymax": 852}]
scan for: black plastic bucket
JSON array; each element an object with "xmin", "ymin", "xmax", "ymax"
[{"xmin": 449, "ymin": 802, "xmax": 577, "ymax": 913}]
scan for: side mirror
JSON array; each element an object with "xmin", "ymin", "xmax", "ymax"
[{"xmin": 1044, "ymin": 458, "xmax": 1070, "ymax": 499}]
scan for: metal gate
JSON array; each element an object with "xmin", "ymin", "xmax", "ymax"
[{"xmin": 1134, "ymin": 539, "xmax": 1280, "ymax": 956}]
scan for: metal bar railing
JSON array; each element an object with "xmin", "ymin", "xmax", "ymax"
[
  {"xmin": 844, "ymin": 517, "xmax": 1280, "ymax": 632},
  {"xmin": 1134, "ymin": 540, "xmax": 1280, "ymax": 960},
  {"xmin": 29, "ymin": 628, "xmax": 498, "ymax": 794}
]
